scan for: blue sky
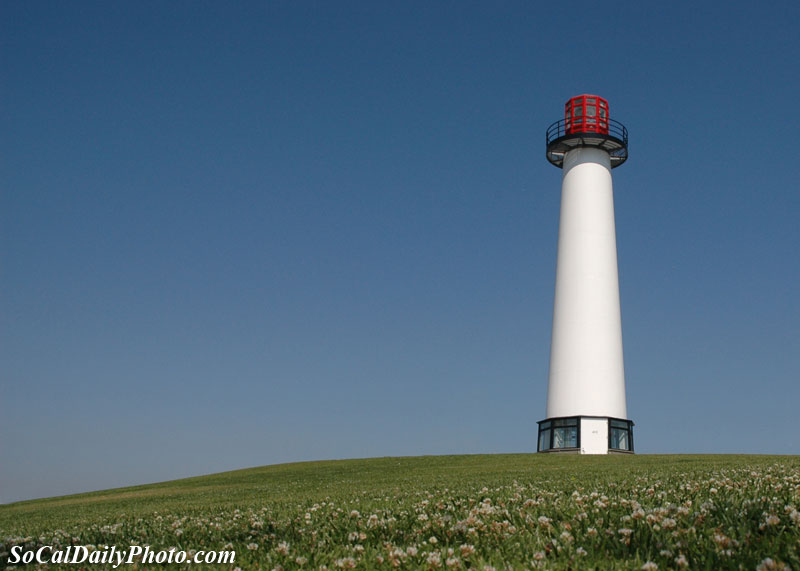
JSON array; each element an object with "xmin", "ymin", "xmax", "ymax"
[{"xmin": 2, "ymin": 1, "xmax": 799, "ymax": 503}]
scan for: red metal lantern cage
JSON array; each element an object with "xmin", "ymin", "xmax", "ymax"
[{"xmin": 565, "ymin": 94, "xmax": 609, "ymax": 135}]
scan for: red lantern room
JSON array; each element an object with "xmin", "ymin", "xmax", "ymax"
[
  {"xmin": 546, "ymin": 94, "xmax": 628, "ymax": 168},
  {"xmin": 565, "ymin": 94, "xmax": 609, "ymax": 135}
]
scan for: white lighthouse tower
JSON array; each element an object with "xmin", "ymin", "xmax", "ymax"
[{"xmin": 538, "ymin": 94, "xmax": 634, "ymax": 454}]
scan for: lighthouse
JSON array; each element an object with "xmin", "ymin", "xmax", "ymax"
[{"xmin": 538, "ymin": 95, "xmax": 634, "ymax": 454}]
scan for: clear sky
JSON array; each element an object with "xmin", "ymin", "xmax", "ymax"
[{"xmin": 2, "ymin": 1, "xmax": 799, "ymax": 503}]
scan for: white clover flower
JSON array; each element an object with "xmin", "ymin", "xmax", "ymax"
[
  {"xmin": 275, "ymin": 541, "xmax": 290, "ymax": 556},
  {"xmin": 641, "ymin": 562, "xmax": 658, "ymax": 570},
  {"xmin": 764, "ymin": 514, "xmax": 780, "ymax": 526},
  {"xmin": 426, "ymin": 551, "xmax": 442, "ymax": 568},
  {"xmin": 576, "ymin": 547, "xmax": 587, "ymax": 556},
  {"xmin": 429, "ymin": 536, "xmax": 438, "ymax": 544},
  {"xmin": 335, "ymin": 557, "xmax": 356, "ymax": 569},
  {"xmin": 713, "ymin": 533, "xmax": 731, "ymax": 548},
  {"xmin": 247, "ymin": 543, "xmax": 258, "ymax": 551},
  {"xmin": 674, "ymin": 554, "xmax": 689, "ymax": 567}
]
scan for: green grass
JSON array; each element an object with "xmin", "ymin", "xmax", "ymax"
[{"xmin": 2, "ymin": 454, "xmax": 799, "ymax": 569}]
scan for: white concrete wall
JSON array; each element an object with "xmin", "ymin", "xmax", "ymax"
[
  {"xmin": 546, "ymin": 147, "xmax": 627, "ymax": 420},
  {"xmin": 580, "ymin": 417, "xmax": 609, "ymax": 454}
]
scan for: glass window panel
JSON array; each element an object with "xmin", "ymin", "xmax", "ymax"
[
  {"xmin": 553, "ymin": 428, "xmax": 565, "ymax": 448},
  {"xmin": 610, "ymin": 420, "xmax": 629, "ymax": 429},
  {"xmin": 610, "ymin": 428, "xmax": 629, "ymax": 450},
  {"xmin": 587, "ymin": 106, "xmax": 596, "ymax": 116},
  {"xmin": 553, "ymin": 427, "xmax": 577, "ymax": 448},
  {"xmin": 587, "ymin": 98, "xmax": 596, "ymax": 104},
  {"xmin": 574, "ymin": 106, "xmax": 583, "ymax": 116},
  {"xmin": 539, "ymin": 429, "xmax": 551, "ymax": 451}
]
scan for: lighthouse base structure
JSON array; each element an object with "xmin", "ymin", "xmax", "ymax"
[
  {"xmin": 539, "ymin": 146, "xmax": 634, "ymax": 454},
  {"xmin": 536, "ymin": 416, "xmax": 634, "ymax": 454}
]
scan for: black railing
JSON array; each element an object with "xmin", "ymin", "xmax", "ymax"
[{"xmin": 546, "ymin": 118, "xmax": 628, "ymax": 148}]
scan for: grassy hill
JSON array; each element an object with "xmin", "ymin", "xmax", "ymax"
[{"xmin": 2, "ymin": 454, "xmax": 799, "ymax": 569}]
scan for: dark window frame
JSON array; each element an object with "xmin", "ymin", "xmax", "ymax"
[
  {"xmin": 608, "ymin": 418, "xmax": 634, "ymax": 452},
  {"xmin": 536, "ymin": 416, "xmax": 580, "ymax": 452}
]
